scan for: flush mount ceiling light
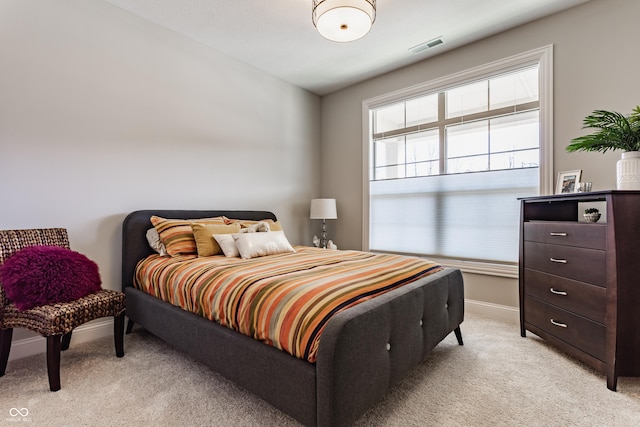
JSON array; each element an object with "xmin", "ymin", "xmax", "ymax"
[{"xmin": 312, "ymin": 0, "xmax": 376, "ymax": 42}]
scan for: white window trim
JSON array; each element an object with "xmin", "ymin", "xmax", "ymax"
[{"xmin": 361, "ymin": 45, "xmax": 553, "ymax": 278}]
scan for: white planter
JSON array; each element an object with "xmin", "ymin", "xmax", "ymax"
[{"xmin": 616, "ymin": 151, "xmax": 640, "ymax": 190}]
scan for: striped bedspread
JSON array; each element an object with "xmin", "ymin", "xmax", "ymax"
[{"xmin": 134, "ymin": 247, "xmax": 442, "ymax": 362}]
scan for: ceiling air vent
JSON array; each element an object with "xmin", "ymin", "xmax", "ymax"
[{"xmin": 409, "ymin": 37, "xmax": 444, "ymax": 55}]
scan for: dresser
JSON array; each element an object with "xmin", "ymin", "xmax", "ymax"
[{"xmin": 519, "ymin": 191, "xmax": 640, "ymax": 391}]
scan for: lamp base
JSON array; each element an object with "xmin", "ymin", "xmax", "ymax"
[{"xmin": 321, "ymin": 219, "xmax": 328, "ymax": 249}]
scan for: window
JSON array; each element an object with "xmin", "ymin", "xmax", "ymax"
[{"xmin": 364, "ymin": 47, "xmax": 553, "ymax": 271}]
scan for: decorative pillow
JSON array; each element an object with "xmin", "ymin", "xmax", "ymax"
[
  {"xmin": 232, "ymin": 231, "xmax": 295, "ymax": 259},
  {"xmin": 146, "ymin": 228, "xmax": 168, "ymax": 256},
  {"xmin": 226, "ymin": 218, "xmax": 284, "ymax": 233},
  {"xmin": 191, "ymin": 222, "xmax": 241, "ymax": 257},
  {"xmin": 239, "ymin": 222, "xmax": 271, "ymax": 233},
  {"xmin": 213, "ymin": 234, "xmax": 240, "ymax": 258},
  {"xmin": 0, "ymin": 246, "xmax": 102, "ymax": 311},
  {"xmin": 150, "ymin": 216, "xmax": 225, "ymax": 256}
]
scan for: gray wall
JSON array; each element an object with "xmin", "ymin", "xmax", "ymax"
[
  {"xmin": 0, "ymin": 0, "xmax": 321, "ymax": 339},
  {"xmin": 320, "ymin": 0, "xmax": 639, "ymax": 313},
  {"xmin": 2, "ymin": 0, "xmax": 636, "ymax": 335}
]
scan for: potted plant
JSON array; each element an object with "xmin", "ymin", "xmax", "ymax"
[
  {"xmin": 566, "ymin": 106, "xmax": 640, "ymax": 190},
  {"xmin": 583, "ymin": 207, "xmax": 601, "ymax": 223}
]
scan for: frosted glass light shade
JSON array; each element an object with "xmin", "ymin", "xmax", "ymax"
[
  {"xmin": 310, "ymin": 198, "xmax": 337, "ymax": 219},
  {"xmin": 312, "ymin": 0, "xmax": 376, "ymax": 42}
]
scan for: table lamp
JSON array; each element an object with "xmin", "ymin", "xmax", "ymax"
[{"xmin": 310, "ymin": 198, "xmax": 337, "ymax": 249}]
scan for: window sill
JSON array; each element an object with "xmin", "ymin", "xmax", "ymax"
[
  {"xmin": 370, "ymin": 250, "xmax": 519, "ymax": 279},
  {"xmin": 428, "ymin": 257, "xmax": 518, "ymax": 279}
]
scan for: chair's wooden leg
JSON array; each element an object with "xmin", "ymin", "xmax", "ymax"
[
  {"xmin": 125, "ymin": 318, "xmax": 135, "ymax": 334},
  {"xmin": 114, "ymin": 313, "xmax": 125, "ymax": 358},
  {"xmin": 46, "ymin": 335, "xmax": 62, "ymax": 391},
  {"xmin": 61, "ymin": 331, "xmax": 72, "ymax": 351},
  {"xmin": 454, "ymin": 326, "xmax": 463, "ymax": 346},
  {"xmin": 0, "ymin": 328, "xmax": 14, "ymax": 376}
]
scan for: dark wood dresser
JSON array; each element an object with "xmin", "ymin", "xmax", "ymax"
[{"xmin": 519, "ymin": 191, "xmax": 640, "ymax": 390}]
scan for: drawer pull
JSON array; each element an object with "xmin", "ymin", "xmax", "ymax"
[
  {"xmin": 550, "ymin": 258, "xmax": 568, "ymax": 264},
  {"xmin": 550, "ymin": 319, "xmax": 568, "ymax": 328},
  {"xmin": 550, "ymin": 288, "xmax": 568, "ymax": 296},
  {"xmin": 549, "ymin": 232, "xmax": 568, "ymax": 237}
]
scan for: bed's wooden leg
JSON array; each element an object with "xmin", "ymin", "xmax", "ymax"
[
  {"xmin": 126, "ymin": 318, "xmax": 135, "ymax": 334},
  {"xmin": 454, "ymin": 326, "xmax": 463, "ymax": 345}
]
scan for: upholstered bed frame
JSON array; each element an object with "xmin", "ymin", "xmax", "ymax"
[{"xmin": 121, "ymin": 210, "xmax": 464, "ymax": 426}]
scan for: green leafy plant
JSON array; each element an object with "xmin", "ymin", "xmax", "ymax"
[
  {"xmin": 566, "ymin": 106, "xmax": 640, "ymax": 153},
  {"xmin": 584, "ymin": 207, "xmax": 599, "ymax": 214}
]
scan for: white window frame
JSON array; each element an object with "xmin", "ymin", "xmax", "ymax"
[{"xmin": 361, "ymin": 45, "xmax": 553, "ymax": 278}]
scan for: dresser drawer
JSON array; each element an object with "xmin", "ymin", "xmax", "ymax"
[
  {"xmin": 523, "ymin": 269, "xmax": 606, "ymax": 323},
  {"xmin": 523, "ymin": 222, "xmax": 606, "ymax": 250},
  {"xmin": 524, "ymin": 296, "xmax": 606, "ymax": 361},
  {"xmin": 523, "ymin": 241, "xmax": 606, "ymax": 286}
]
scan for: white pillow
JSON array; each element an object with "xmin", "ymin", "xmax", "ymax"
[
  {"xmin": 146, "ymin": 228, "xmax": 168, "ymax": 256},
  {"xmin": 213, "ymin": 234, "xmax": 240, "ymax": 257},
  {"xmin": 232, "ymin": 231, "xmax": 295, "ymax": 259}
]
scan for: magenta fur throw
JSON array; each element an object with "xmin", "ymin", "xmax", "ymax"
[{"xmin": 0, "ymin": 246, "xmax": 102, "ymax": 310}]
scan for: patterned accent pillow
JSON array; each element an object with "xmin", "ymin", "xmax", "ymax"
[
  {"xmin": 0, "ymin": 246, "xmax": 102, "ymax": 310},
  {"xmin": 191, "ymin": 222, "xmax": 241, "ymax": 257},
  {"xmin": 150, "ymin": 216, "xmax": 226, "ymax": 256}
]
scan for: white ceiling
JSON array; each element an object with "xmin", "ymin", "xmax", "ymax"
[{"xmin": 102, "ymin": 0, "xmax": 590, "ymax": 95}]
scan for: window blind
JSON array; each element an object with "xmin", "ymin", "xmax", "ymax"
[{"xmin": 369, "ymin": 167, "xmax": 538, "ymax": 262}]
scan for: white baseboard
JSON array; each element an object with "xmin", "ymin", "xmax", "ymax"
[
  {"xmin": 7, "ymin": 299, "xmax": 516, "ymax": 361},
  {"xmin": 465, "ymin": 298, "xmax": 519, "ymax": 324},
  {"xmin": 7, "ymin": 318, "xmax": 115, "ymax": 362}
]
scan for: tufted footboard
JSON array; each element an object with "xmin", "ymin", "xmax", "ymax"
[{"xmin": 316, "ymin": 268, "xmax": 464, "ymax": 426}]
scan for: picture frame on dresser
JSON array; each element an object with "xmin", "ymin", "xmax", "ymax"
[{"xmin": 556, "ymin": 169, "xmax": 582, "ymax": 194}]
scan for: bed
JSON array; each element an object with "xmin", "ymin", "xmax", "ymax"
[{"xmin": 121, "ymin": 209, "xmax": 464, "ymax": 426}]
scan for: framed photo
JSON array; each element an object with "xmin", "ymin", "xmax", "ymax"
[{"xmin": 556, "ymin": 170, "xmax": 582, "ymax": 194}]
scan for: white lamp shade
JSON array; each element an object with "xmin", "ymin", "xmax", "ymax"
[
  {"xmin": 312, "ymin": 0, "xmax": 376, "ymax": 42},
  {"xmin": 310, "ymin": 198, "xmax": 337, "ymax": 219}
]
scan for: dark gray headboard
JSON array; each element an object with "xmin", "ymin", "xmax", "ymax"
[{"xmin": 121, "ymin": 210, "xmax": 277, "ymax": 290}]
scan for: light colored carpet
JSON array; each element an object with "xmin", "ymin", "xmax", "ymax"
[{"xmin": 1, "ymin": 313, "xmax": 639, "ymax": 426}]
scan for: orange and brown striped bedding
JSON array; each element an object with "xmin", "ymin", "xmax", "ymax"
[{"xmin": 134, "ymin": 247, "xmax": 443, "ymax": 362}]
